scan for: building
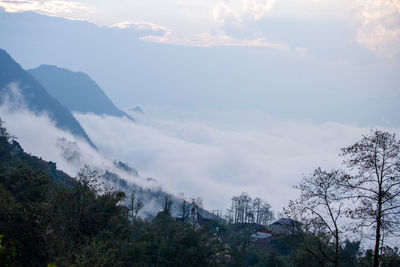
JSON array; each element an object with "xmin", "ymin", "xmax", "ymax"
[
  {"xmin": 267, "ymin": 218, "xmax": 301, "ymax": 237},
  {"xmin": 251, "ymin": 226, "xmax": 272, "ymax": 241},
  {"xmin": 176, "ymin": 200, "xmax": 215, "ymax": 228}
]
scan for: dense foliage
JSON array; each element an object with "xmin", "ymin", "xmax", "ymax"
[{"xmin": 1, "ymin": 120, "xmax": 400, "ymax": 266}]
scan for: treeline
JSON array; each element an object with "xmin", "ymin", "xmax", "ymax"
[{"xmin": 226, "ymin": 192, "xmax": 274, "ymax": 225}]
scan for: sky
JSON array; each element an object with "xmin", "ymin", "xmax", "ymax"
[
  {"xmin": 0, "ymin": 0, "xmax": 399, "ymax": 213},
  {"xmin": 0, "ymin": 1, "xmax": 399, "ymax": 126},
  {"xmin": 0, "ymin": 4, "xmax": 399, "ymax": 125},
  {"xmin": 1, "ymin": 0, "xmax": 399, "ymax": 58}
]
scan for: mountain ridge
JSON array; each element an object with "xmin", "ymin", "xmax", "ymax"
[
  {"xmin": 0, "ymin": 48, "xmax": 96, "ymax": 148},
  {"xmin": 28, "ymin": 65, "xmax": 134, "ymax": 121}
]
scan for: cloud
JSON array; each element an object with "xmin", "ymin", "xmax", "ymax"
[
  {"xmin": 0, "ymin": 0, "xmax": 288, "ymax": 49},
  {"xmin": 141, "ymin": 31, "xmax": 289, "ymax": 49},
  {"xmin": 4, "ymin": 0, "xmax": 397, "ymax": 57},
  {"xmin": 112, "ymin": 21, "xmax": 168, "ymax": 36},
  {"xmin": 73, "ymin": 106, "xmax": 388, "ymax": 213},
  {"xmin": 244, "ymin": 0, "xmax": 276, "ymax": 20},
  {"xmin": 212, "ymin": 0, "xmax": 276, "ymax": 40},
  {"xmin": 0, "ymin": 85, "xmax": 174, "ymax": 217},
  {"xmin": 0, "ymin": 84, "xmax": 151, "ymax": 188},
  {"xmin": 214, "ymin": 0, "xmax": 276, "ymax": 24},
  {"xmin": 354, "ymin": 0, "xmax": 400, "ymax": 58},
  {"xmin": 1, "ymin": 85, "xmax": 397, "ymax": 214},
  {"xmin": 0, "ymin": 0, "xmax": 89, "ymax": 17}
]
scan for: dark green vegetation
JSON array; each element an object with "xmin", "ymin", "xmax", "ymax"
[
  {"xmin": 0, "ymin": 49, "xmax": 95, "ymax": 148},
  {"xmin": 1, "ymin": 118, "xmax": 400, "ymax": 266},
  {"xmin": 28, "ymin": 65, "xmax": 134, "ymax": 121}
]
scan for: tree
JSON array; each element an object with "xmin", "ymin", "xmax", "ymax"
[
  {"xmin": 128, "ymin": 191, "xmax": 143, "ymax": 225},
  {"xmin": 178, "ymin": 200, "xmax": 187, "ymax": 227},
  {"xmin": 227, "ymin": 192, "xmax": 273, "ymax": 225},
  {"xmin": 0, "ymin": 235, "xmax": 17, "ymax": 267},
  {"xmin": 340, "ymin": 130, "xmax": 400, "ymax": 267},
  {"xmin": 380, "ymin": 246, "xmax": 400, "ymax": 267},
  {"xmin": 0, "ymin": 118, "xmax": 12, "ymax": 161},
  {"xmin": 77, "ymin": 165, "xmax": 103, "ymax": 192},
  {"xmin": 162, "ymin": 195, "xmax": 172, "ymax": 215},
  {"xmin": 284, "ymin": 168, "xmax": 344, "ymax": 267}
]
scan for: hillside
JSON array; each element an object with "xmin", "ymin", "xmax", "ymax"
[
  {"xmin": 28, "ymin": 65, "xmax": 134, "ymax": 120},
  {"xmin": 0, "ymin": 120, "xmax": 228, "ymax": 266},
  {"xmin": 0, "ymin": 49, "xmax": 96, "ymax": 148}
]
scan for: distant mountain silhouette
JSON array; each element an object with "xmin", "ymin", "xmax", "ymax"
[
  {"xmin": 0, "ymin": 48, "xmax": 96, "ymax": 148},
  {"xmin": 28, "ymin": 65, "xmax": 134, "ymax": 121},
  {"xmin": 129, "ymin": 106, "xmax": 144, "ymax": 114}
]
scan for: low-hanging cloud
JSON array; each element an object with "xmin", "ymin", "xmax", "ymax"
[
  {"xmin": 74, "ymin": 106, "xmax": 392, "ymax": 213},
  {"xmin": 1, "ymin": 84, "xmax": 397, "ymax": 214},
  {"xmin": 0, "ymin": 84, "xmax": 151, "ymax": 189},
  {"xmin": 0, "ymin": 85, "xmax": 192, "ymax": 217}
]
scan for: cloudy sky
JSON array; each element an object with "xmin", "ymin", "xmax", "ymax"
[
  {"xmin": 0, "ymin": 0, "xmax": 399, "ymax": 213},
  {"xmin": 1, "ymin": 0, "xmax": 399, "ymax": 58},
  {"xmin": 1, "ymin": 0, "xmax": 399, "ymax": 126}
]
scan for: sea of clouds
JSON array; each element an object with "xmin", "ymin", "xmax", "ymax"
[
  {"xmin": 74, "ymin": 106, "xmax": 382, "ymax": 213},
  {"xmin": 1, "ymin": 85, "xmax": 396, "ymax": 214}
]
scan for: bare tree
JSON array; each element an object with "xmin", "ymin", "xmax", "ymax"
[
  {"xmin": 284, "ymin": 168, "xmax": 344, "ymax": 267},
  {"xmin": 340, "ymin": 130, "xmax": 400, "ymax": 267},
  {"xmin": 128, "ymin": 191, "xmax": 143, "ymax": 224},
  {"xmin": 228, "ymin": 193, "xmax": 273, "ymax": 225},
  {"xmin": 253, "ymin": 197, "xmax": 262, "ymax": 224},
  {"xmin": 193, "ymin": 197, "xmax": 203, "ymax": 208},
  {"xmin": 178, "ymin": 200, "xmax": 187, "ymax": 227},
  {"xmin": 163, "ymin": 195, "xmax": 172, "ymax": 215},
  {"xmin": 259, "ymin": 201, "xmax": 273, "ymax": 225}
]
